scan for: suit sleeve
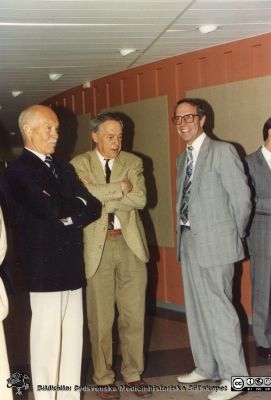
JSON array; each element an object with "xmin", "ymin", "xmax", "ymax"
[
  {"xmin": 70, "ymin": 157, "xmax": 123, "ymax": 202},
  {"xmin": 6, "ymin": 164, "xmax": 101, "ymax": 229},
  {"xmin": 65, "ymin": 164, "xmax": 102, "ymax": 227},
  {"xmin": 105, "ymin": 157, "xmax": 146, "ymax": 212},
  {"xmin": 219, "ymin": 144, "xmax": 251, "ymax": 237},
  {"xmin": 71, "ymin": 156, "xmax": 146, "ymax": 212}
]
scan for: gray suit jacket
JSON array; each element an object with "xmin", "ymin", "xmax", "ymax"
[
  {"xmin": 176, "ymin": 136, "xmax": 251, "ymax": 267},
  {"xmin": 71, "ymin": 150, "xmax": 149, "ymax": 279},
  {"xmin": 246, "ymin": 148, "xmax": 271, "ymax": 258}
]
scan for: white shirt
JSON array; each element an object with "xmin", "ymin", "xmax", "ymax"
[
  {"xmin": 261, "ymin": 145, "xmax": 271, "ymax": 170},
  {"xmin": 181, "ymin": 132, "xmax": 206, "ymax": 227},
  {"xmin": 96, "ymin": 150, "xmax": 121, "ymax": 230},
  {"xmin": 189, "ymin": 132, "xmax": 206, "ymax": 177}
]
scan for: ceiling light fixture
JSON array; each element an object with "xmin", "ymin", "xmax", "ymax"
[
  {"xmin": 198, "ymin": 24, "xmax": 219, "ymax": 34},
  {"xmin": 83, "ymin": 81, "xmax": 91, "ymax": 89},
  {"xmin": 119, "ymin": 48, "xmax": 137, "ymax": 57},
  {"xmin": 48, "ymin": 73, "xmax": 63, "ymax": 81},
  {"xmin": 11, "ymin": 90, "xmax": 23, "ymax": 97}
]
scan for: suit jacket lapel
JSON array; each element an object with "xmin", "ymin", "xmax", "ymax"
[
  {"xmin": 256, "ymin": 147, "xmax": 271, "ymax": 177},
  {"xmin": 111, "ymin": 153, "xmax": 124, "ymax": 181},
  {"xmin": 189, "ymin": 135, "xmax": 210, "ymax": 204},
  {"xmin": 91, "ymin": 150, "xmax": 107, "ymax": 183},
  {"xmin": 21, "ymin": 149, "xmax": 60, "ymax": 189}
]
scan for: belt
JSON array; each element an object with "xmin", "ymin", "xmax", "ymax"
[{"xmin": 106, "ymin": 229, "xmax": 122, "ymax": 238}]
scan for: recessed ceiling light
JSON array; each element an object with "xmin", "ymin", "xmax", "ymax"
[
  {"xmin": 119, "ymin": 48, "xmax": 137, "ymax": 57},
  {"xmin": 48, "ymin": 73, "xmax": 63, "ymax": 81},
  {"xmin": 198, "ymin": 24, "xmax": 219, "ymax": 34},
  {"xmin": 11, "ymin": 90, "xmax": 23, "ymax": 97}
]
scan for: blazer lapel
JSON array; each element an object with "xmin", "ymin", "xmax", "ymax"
[
  {"xmin": 21, "ymin": 149, "xmax": 60, "ymax": 189},
  {"xmin": 91, "ymin": 151, "xmax": 107, "ymax": 183},
  {"xmin": 110, "ymin": 153, "xmax": 124, "ymax": 181},
  {"xmin": 22, "ymin": 149, "xmax": 55, "ymax": 176}
]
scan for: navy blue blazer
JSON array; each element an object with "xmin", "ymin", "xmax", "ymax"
[{"xmin": 6, "ymin": 149, "xmax": 101, "ymax": 292}]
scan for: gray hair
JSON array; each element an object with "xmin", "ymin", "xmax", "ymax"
[{"xmin": 90, "ymin": 112, "xmax": 123, "ymax": 133}]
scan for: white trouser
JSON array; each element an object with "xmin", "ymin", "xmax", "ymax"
[{"xmin": 30, "ymin": 289, "xmax": 83, "ymax": 400}]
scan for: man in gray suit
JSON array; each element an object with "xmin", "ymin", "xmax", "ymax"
[
  {"xmin": 174, "ymin": 98, "xmax": 251, "ymax": 400},
  {"xmin": 246, "ymin": 117, "xmax": 271, "ymax": 359}
]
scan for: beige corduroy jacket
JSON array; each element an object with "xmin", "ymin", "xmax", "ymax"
[{"xmin": 71, "ymin": 150, "xmax": 149, "ymax": 279}]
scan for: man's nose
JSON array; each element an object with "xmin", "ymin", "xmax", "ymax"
[{"xmin": 52, "ymin": 127, "xmax": 59, "ymax": 137}]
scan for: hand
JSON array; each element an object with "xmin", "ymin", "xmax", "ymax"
[
  {"xmin": 80, "ymin": 176, "xmax": 92, "ymax": 184},
  {"xmin": 121, "ymin": 180, "xmax": 133, "ymax": 193}
]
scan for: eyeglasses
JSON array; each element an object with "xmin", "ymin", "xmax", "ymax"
[{"xmin": 172, "ymin": 114, "xmax": 199, "ymax": 125}]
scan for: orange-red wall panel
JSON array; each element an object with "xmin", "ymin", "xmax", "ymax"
[{"xmin": 43, "ymin": 32, "xmax": 271, "ymax": 316}]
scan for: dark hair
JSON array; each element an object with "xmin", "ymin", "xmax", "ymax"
[
  {"xmin": 91, "ymin": 112, "xmax": 123, "ymax": 133},
  {"xmin": 173, "ymin": 98, "xmax": 206, "ymax": 119},
  {"xmin": 262, "ymin": 117, "xmax": 271, "ymax": 141}
]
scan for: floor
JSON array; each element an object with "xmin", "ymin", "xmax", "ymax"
[{"xmin": 5, "ymin": 301, "xmax": 271, "ymax": 400}]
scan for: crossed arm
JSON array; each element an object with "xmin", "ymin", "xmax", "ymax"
[
  {"xmin": 71, "ymin": 157, "xmax": 147, "ymax": 213},
  {"xmin": 6, "ymin": 165, "xmax": 101, "ymax": 228}
]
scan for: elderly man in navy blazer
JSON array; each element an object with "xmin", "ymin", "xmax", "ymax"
[
  {"xmin": 246, "ymin": 117, "xmax": 271, "ymax": 360},
  {"xmin": 6, "ymin": 105, "xmax": 101, "ymax": 400},
  {"xmin": 174, "ymin": 98, "xmax": 251, "ymax": 400}
]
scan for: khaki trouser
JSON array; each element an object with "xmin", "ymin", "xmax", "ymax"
[{"xmin": 87, "ymin": 235, "xmax": 147, "ymax": 385}]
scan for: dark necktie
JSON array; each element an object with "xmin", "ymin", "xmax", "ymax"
[
  {"xmin": 180, "ymin": 145, "xmax": 193, "ymax": 224},
  {"xmin": 45, "ymin": 155, "xmax": 58, "ymax": 179},
  {"xmin": 104, "ymin": 159, "xmax": 115, "ymax": 230}
]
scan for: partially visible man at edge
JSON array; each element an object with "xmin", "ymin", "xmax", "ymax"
[
  {"xmin": 71, "ymin": 112, "xmax": 151, "ymax": 400},
  {"xmin": 6, "ymin": 104, "xmax": 102, "ymax": 400},
  {"xmin": 246, "ymin": 117, "xmax": 271, "ymax": 360}
]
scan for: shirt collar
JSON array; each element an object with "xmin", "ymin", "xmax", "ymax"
[
  {"xmin": 25, "ymin": 147, "xmax": 47, "ymax": 162},
  {"xmin": 188, "ymin": 132, "xmax": 206, "ymax": 152},
  {"xmin": 261, "ymin": 144, "xmax": 271, "ymax": 161},
  {"xmin": 96, "ymin": 149, "xmax": 114, "ymax": 168}
]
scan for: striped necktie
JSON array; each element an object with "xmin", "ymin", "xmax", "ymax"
[
  {"xmin": 180, "ymin": 145, "xmax": 193, "ymax": 224},
  {"xmin": 45, "ymin": 155, "xmax": 58, "ymax": 179}
]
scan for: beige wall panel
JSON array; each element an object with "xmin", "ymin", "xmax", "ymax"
[
  {"xmin": 188, "ymin": 76, "xmax": 271, "ymax": 155},
  {"xmin": 105, "ymin": 96, "xmax": 174, "ymax": 248}
]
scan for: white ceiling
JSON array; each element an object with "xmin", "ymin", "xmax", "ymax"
[{"xmin": 1, "ymin": 0, "xmax": 271, "ymax": 142}]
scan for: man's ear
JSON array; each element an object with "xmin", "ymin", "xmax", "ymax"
[
  {"xmin": 23, "ymin": 124, "xmax": 32, "ymax": 139},
  {"xmin": 92, "ymin": 132, "xmax": 98, "ymax": 144},
  {"xmin": 200, "ymin": 114, "xmax": 206, "ymax": 129},
  {"xmin": 268, "ymin": 128, "xmax": 271, "ymax": 138}
]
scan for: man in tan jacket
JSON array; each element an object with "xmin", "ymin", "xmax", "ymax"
[{"xmin": 71, "ymin": 112, "xmax": 151, "ymax": 399}]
